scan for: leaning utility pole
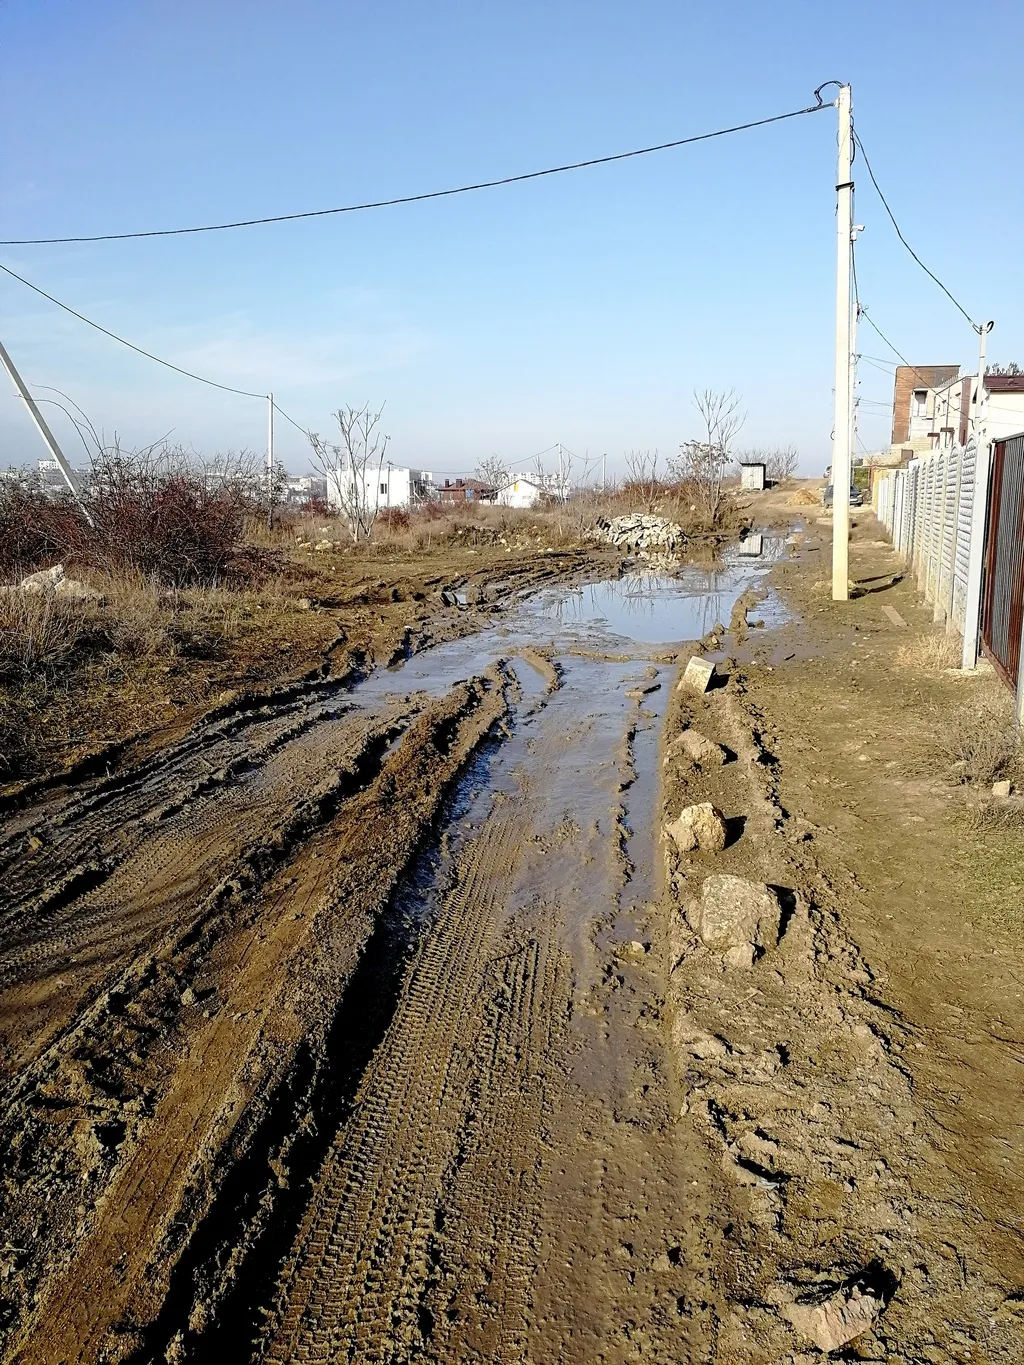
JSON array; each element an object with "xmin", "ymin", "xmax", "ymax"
[
  {"xmin": 0, "ymin": 337, "xmax": 94, "ymax": 525},
  {"xmin": 831, "ymin": 83, "xmax": 854, "ymax": 601}
]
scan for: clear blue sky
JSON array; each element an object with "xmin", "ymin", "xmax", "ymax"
[{"xmin": 2, "ymin": 0, "xmax": 1022, "ymax": 478}]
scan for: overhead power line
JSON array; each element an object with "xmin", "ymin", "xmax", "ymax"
[
  {"xmin": 852, "ymin": 128, "xmax": 977, "ymax": 329},
  {"xmin": 0, "ymin": 260, "xmax": 266, "ymax": 398},
  {"xmin": 1, "ymin": 99, "xmax": 832, "ymax": 246}
]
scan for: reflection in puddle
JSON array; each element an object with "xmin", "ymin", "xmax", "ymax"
[{"xmin": 524, "ymin": 561, "xmax": 788, "ymax": 646}]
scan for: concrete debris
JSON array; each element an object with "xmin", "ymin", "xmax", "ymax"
[
  {"xmin": 679, "ymin": 656, "xmax": 715, "ymax": 693},
  {"xmin": 666, "ymin": 803, "xmax": 727, "ymax": 855},
  {"xmin": 781, "ymin": 1278, "xmax": 887, "ymax": 1352},
  {"xmin": 55, "ymin": 579, "xmax": 104, "ymax": 604},
  {"xmin": 595, "ymin": 514, "xmax": 685, "ymax": 558},
  {"xmin": 670, "ymin": 728, "xmax": 726, "ymax": 767},
  {"xmin": 688, "ymin": 874, "xmax": 781, "ymax": 968},
  {"xmin": 20, "ymin": 564, "xmax": 66, "ymax": 592},
  {"xmin": 992, "ymin": 779, "xmax": 1013, "ymax": 798}
]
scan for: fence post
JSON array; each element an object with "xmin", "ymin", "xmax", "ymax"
[{"xmin": 961, "ymin": 440, "xmax": 992, "ymax": 671}]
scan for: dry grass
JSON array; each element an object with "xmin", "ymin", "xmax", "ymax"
[
  {"xmin": 935, "ymin": 689, "xmax": 1023, "ymax": 786},
  {"xmin": 894, "ymin": 631, "xmax": 961, "ymax": 672},
  {"xmin": 0, "ymin": 590, "xmax": 90, "ymax": 680}
]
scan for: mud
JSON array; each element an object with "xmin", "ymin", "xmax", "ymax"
[{"xmin": 1, "ymin": 519, "xmax": 1022, "ymax": 1363}]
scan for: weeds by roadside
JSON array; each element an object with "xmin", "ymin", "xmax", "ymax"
[
  {"xmin": 936, "ymin": 690, "xmax": 1023, "ymax": 787},
  {"xmin": 894, "ymin": 631, "xmax": 961, "ymax": 673}
]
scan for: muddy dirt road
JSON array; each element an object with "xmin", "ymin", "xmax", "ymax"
[{"xmin": 2, "ymin": 526, "xmax": 1022, "ymax": 1364}]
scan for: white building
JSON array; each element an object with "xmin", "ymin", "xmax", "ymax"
[
  {"xmin": 282, "ymin": 474, "xmax": 328, "ymax": 507},
  {"xmin": 495, "ymin": 473, "xmax": 570, "ymax": 508},
  {"xmin": 327, "ymin": 464, "xmax": 433, "ymax": 514}
]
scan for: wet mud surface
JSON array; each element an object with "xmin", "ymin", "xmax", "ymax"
[{"xmin": 1, "ymin": 525, "xmax": 1022, "ymax": 1363}]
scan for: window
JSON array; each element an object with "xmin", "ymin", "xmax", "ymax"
[
  {"xmin": 380, "ymin": 482, "xmax": 387, "ymax": 495},
  {"xmin": 911, "ymin": 389, "xmax": 927, "ymax": 417}
]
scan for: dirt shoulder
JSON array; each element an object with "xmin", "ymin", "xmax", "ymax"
[{"xmin": 657, "ymin": 494, "xmax": 1024, "ymax": 1359}]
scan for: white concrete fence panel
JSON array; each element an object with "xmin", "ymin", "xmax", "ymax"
[{"xmin": 873, "ymin": 438, "xmax": 988, "ymax": 667}]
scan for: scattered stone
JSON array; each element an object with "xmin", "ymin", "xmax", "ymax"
[
  {"xmin": 20, "ymin": 563, "xmax": 66, "ymax": 592},
  {"xmin": 180, "ymin": 986, "xmax": 196, "ymax": 1007},
  {"xmin": 595, "ymin": 513, "xmax": 685, "ymax": 559},
  {"xmin": 671, "ymin": 728, "xmax": 726, "ymax": 767},
  {"xmin": 781, "ymin": 1276, "xmax": 888, "ymax": 1352},
  {"xmin": 621, "ymin": 940, "xmax": 648, "ymax": 960},
  {"xmin": 55, "ymin": 578, "xmax": 104, "ymax": 604},
  {"xmin": 993, "ymin": 780, "xmax": 1012, "ymax": 798},
  {"xmin": 688, "ymin": 875, "xmax": 781, "ymax": 968},
  {"xmin": 314, "ymin": 540, "xmax": 333, "ymax": 552},
  {"xmin": 666, "ymin": 803, "xmax": 727, "ymax": 855},
  {"xmin": 296, "ymin": 597, "xmax": 312, "ymax": 610},
  {"xmin": 679, "ymin": 656, "xmax": 715, "ymax": 694}
]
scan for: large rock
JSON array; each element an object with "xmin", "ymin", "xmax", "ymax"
[
  {"xmin": 666, "ymin": 803, "xmax": 727, "ymax": 854},
  {"xmin": 671, "ymin": 728, "xmax": 726, "ymax": 767},
  {"xmin": 781, "ymin": 1279, "xmax": 886, "ymax": 1352},
  {"xmin": 55, "ymin": 578, "xmax": 104, "ymax": 605},
  {"xmin": 689, "ymin": 874, "xmax": 781, "ymax": 968},
  {"xmin": 678, "ymin": 656, "xmax": 715, "ymax": 694},
  {"xmin": 20, "ymin": 563, "xmax": 65, "ymax": 593}
]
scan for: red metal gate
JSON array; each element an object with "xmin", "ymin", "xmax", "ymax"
[{"xmin": 981, "ymin": 433, "xmax": 1024, "ymax": 689}]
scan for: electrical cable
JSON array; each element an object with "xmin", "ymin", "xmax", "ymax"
[
  {"xmin": 0, "ymin": 261, "xmax": 267, "ymax": 399},
  {"xmin": 852, "ymin": 127, "xmax": 977, "ymax": 329},
  {"xmin": 1, "ymin": 100, "xmax": 833, "ymax": 246},
  {"xmin": 272, "ymin": 400, "xmax": 311, "ymax": 437}
]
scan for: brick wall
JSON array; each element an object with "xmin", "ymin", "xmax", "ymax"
[{"xmin": 891, "ymin": 364, "xmax": 960, "ymax": 444}]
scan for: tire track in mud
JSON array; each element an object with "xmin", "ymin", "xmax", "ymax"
[
  {"xmin": 259, "ymin": 797, "xmax": 538, "ymax": 1364},
  {"xmin": 2, "ymin": 675, "xmax": 511, "ymax": 1365}
]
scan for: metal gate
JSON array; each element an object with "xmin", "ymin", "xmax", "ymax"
[{"xmin": 981, "ymin": 433, "xmax": 1024, "ymax": 689}]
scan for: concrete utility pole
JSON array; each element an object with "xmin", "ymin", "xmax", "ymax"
[
  {"xmin": 971, "ymin": 321, "xmax": 994, "ymax": 439},
  {"xmin": 0, "ymin": 336, "xmax": 94, "ymax": 525},
  {"xmin": 267, "ymin": 392, "xmax": 275, "ymax": 529},
  {"xmin": 831, "ymin": 83, "xmax": 854, "ymax": 601}
]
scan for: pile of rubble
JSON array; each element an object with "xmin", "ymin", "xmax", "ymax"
[
  {"xmin": 595, "ymin": 513, "xmax": 686, "ymax": 559},
  {"xmin": 0, "ymin": 563, "xmax": 104, "ymax": 604}
]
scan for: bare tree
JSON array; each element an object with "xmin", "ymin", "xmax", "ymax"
[
  {"xmin": 308, "ymin": 403, "xmax": 389, "ymax": 542},
  {"xmin": 474, "ymin": 454, "xmax": 509, "ymax": 498},
  {"xmin": 671, "ymin": 389, "xmax": 744, "ymax": 526},
  {"xmin": 739, "ymin": 444, "xmax": 799, "ymax": 485},
  {"xmin": 623, "ymin": 449, "xmax": 661, "ymax": 512}
]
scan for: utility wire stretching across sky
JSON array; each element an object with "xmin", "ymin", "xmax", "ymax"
[
  {"xmin": 852, "ymin": 127, "xmax": 977, "ymax": 330},
  {"xmin": 0, "ymin": 261, "xmax": 266, "ymax": 399},
  {"xmin": 0, "ymin": 100, "xmax": 832, "ymax": 245}
]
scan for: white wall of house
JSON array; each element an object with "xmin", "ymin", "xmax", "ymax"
[
  {"xmin": 496, "ymin": 474, "xmax": 570, "ymax": 508},
  {"xmin": 979, "ymin": 386, "xmax": 1024, "ymax": 445},
  {"xmin": 327, "ymin": 465, "xmax": 433, "ymax": 513}
]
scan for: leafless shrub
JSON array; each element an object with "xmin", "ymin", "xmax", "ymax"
[
  {"xmin": 669, "ymin": 389, "xmax": 744, "ymax": 527},
  {"xmin": 936, "ymin": 692, "xmax": 1023, "ymax": 786},
  {"xmin": 474, "ymin": 455, "xmax": 509, "ymax": 495},
  {"xmin": 622, "ymin": 451, "xmax": 662, "ymax": 513},
  {"xmin": 739, "ymin": 444, "xmax": 799, "ymax": 484}
]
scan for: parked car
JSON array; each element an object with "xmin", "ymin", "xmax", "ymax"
[{"xmin": 823, "ymin": 484, "xmax": 863, "ymax": 507}]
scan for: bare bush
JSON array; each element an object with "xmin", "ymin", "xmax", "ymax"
[
  {"xmin": 670, "ymin": 389, "xmax": 744, "ymax": 527},
  {"xmin": 622, "ymin": 451, "xmax": 662, "ymax": 513},
  {"xmin": 740, "ymin": 444, "xmax": 799, "ymax": 484},
  {"xmin": 937, "ymin": 691, "xmax": 1023, "ymax": 786},
  {"xmin": 474, "ymin": 455, "xmax": 509, "ymax": 495}
]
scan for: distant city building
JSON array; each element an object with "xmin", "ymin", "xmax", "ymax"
[{"xmin": 282, "ymin": 474, "xmax": 328, "ymax": 507}]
